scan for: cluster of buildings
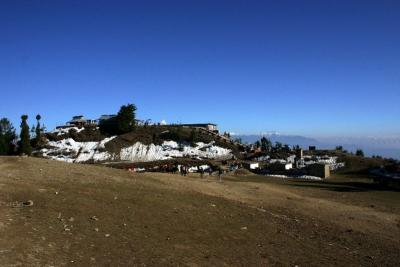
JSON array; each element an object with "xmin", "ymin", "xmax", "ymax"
[
  {"xmin": 57, "ymin": 115, "xmax": 219, "ymax": 133},
  {"xmin": 56, "ymin": 115, "xmax": 115, "ymax": 128},
  {"xmin": 248, "ymin": 148, "xmax": 345, "ymax": 178}
]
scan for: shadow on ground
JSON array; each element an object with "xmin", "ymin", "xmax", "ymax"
[
  {"xmin": 287, "ymin": 181, "xmax": 400, "ymax": 193},
  {"xmin": 222, "ymin": 173, "xmax": 400, "ymax": 193}
]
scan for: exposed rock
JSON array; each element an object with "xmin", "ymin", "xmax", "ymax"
[
  {"xmin": 91, "ymin": 216, "xmax": 99, "ymax": 221},
  {"xmin": 23, "ymin": 200, "xmax": 34, "ymax": 207}
]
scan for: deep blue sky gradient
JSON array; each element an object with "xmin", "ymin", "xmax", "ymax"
[{"xmin": 0, "ymin": 0, "xmax": 399, "ymax": 136}]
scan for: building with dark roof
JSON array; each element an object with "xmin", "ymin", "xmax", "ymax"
[{"xmin": 66, "ymin": 115, "xmax": 97, "ymax": 127}]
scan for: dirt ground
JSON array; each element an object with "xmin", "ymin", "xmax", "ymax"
[{"xmin": 0, "ymin": 157, "xmax": 399, "ymax": 266}]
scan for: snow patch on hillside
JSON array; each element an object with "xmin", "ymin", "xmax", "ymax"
[
  {"xmin": 41, "ymin": 136, "xmax": 117, "ymax": 163},
  {"xmin": 51, "ymin": 127, "xmax": 85, "ymax": 136},
  {"xmin": 40, "ymin": 138, "xmax": 232, "ymax": 163},
  {"xmin": 120, "ymin": 141, "xmax": 231, "ymax": 162}
]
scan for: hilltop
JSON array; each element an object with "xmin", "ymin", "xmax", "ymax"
[{"xmin": 37, "ymin": 125, "xmax": 243, "ymax": 164}]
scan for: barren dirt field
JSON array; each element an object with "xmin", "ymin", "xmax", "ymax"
[{"xmin": 0, "ymin": 157, "xmax": 399, "ymax": 266}]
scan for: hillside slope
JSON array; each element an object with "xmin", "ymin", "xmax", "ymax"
[
  {"xmin": 40, "ymin": 126, "xmax": 240, "ymax": 163},
  {"xmin": 1, "ymin": 157, "xmax": 399, "ymax": 266}
]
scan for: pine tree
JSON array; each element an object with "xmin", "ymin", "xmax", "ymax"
[
  {"xmin": 19, "ymin": 115, "xmax": 32, "ymax": 155},
  {"xmin": 355, "ymin": 149, "xmax": 364, "ymax": 157},
  {"xmin": 35, "ymin": 114, "xmax": 42, "ymax": 143},
  {"xmin": 274, "ymin": 142, "xmax": 283, "ymax": 152},
  {"xmin": 0, "ymin": 118, "xmax": 16, "ymax": 155},
  {"xmin": 284, "ymin": 144, "xmax": 290, "ymax": 152},
  {"xmin": 116, "ymin": 104, "xmax": 137, "ymax": 134},
  {"xmin": 31, "ymin": 124, "xmax": 36, "ymax": 137},
  {"xmin": 260, "ymin": 137, "xmax": 272, "ymax": 152},
  {"xmin": 336, "ymin": 146, "xmax": 343, "ymax": 151},
  {"xmin": 234, "ymin": 138, "xmax": 242, "ymax": 144}
]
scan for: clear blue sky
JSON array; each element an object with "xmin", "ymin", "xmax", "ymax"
[{"xmin": 1, "ymin": 0, "xmax": 399, "ymax": 137}]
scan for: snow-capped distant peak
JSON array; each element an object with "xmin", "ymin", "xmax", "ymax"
[{"xmin": 259, "ymin": 131, "xmax": 280, "ymax": 136}]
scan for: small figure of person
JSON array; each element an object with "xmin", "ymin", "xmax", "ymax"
[
  {"xmin": 218, "ymin": 168, "xmax": 223, "ymax": 182},
  {"xmin": 199, "ymin": 167, "xmax": 204, "ymax": 179},
  {"xmin": 181, "ymin": 165, "xmax": 187, "ymax": 176}
]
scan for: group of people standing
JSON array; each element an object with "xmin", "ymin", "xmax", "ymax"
[
  {"xmin": 129, "ymin": 162, "xmax": 226, "ymax": 181},
  {"xmin": 198, "ymin": 166, "xmax": 224, "ymax": 181},
  {"xmin": 179, "ymin": 165, "xmax": 224, "ymax": 180}
]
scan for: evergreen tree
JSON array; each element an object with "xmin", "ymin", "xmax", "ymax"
[
  {"xmin": 355, "ymin": 149, "xmax": 364, "ymax": 157},
  {"xmin": 19, "ymin": 115, "xmax": 32, "ymax": 155},
  {"xmin": 116, "ymin": 104, "xmax": 137, "ymax": 134},
  {"xmin": 283, "ymin": 144, "xmax": 290, "ymax": 152},
  {"xmin": 0, "ymin": 118, "xmax": 16, "ymax": 155},
  {"xmin": 35, "ymin": 114, "xmax": 42, "ymax": 142},
  {"xmin": 223, "ymin": 132, "xmax": 231, "ymax": 139},
  {"xmin": 274, "ymin": 142, "xmax": 283, "ymax": 152},
  {"xmin": 31, "ymin": 124, "xmax": 36, "ymax": 137},
  {"xmin": 234, "ymin": 138, "xmax": 242, "ymax": 144},
  {"xmin": 260, "ymin": 137, "xmax": 272, "ymax": 152}
]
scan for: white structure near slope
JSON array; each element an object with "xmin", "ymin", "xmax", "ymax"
[{"xmin": 249, "ymin": 163, "xmax": 259, "ymax": 170}]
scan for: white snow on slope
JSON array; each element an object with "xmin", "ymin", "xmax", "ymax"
[
  {"xmin": 41, "ymin": 138, "xmax": 232, "ymax": 163},
  {"xmin": 51, "ymin": 127, "xmax": 85, "ymax": 136},
  {"xmin": 120, "ymin": 141, "xmax": 231, "ymax": 162},
  {"xmin": 41, "ymin": 136, "xmax": 117, "ymax": 163}
]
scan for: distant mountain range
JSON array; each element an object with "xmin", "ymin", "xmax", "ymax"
[
  {"xmin": 233, "ymin": 134, "xmax": 400, "ymax": 159},
  {"xmin": 234, "ymin": 134, "xmax": 320, "ymax": 148}
]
